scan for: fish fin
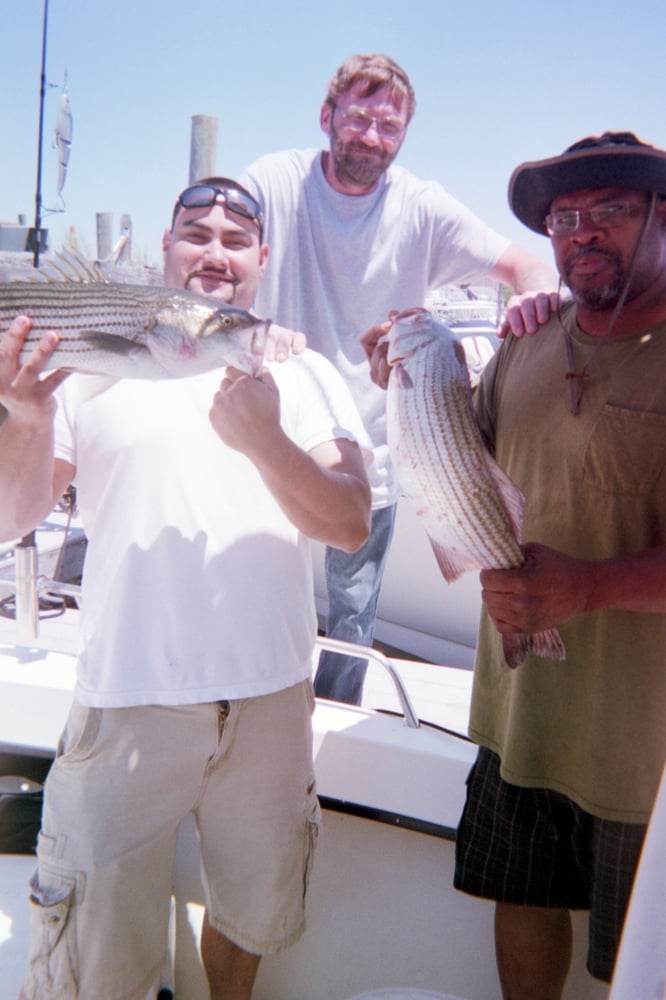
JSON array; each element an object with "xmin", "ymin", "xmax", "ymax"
[
  {"xmin": 530, "ymin": 627, "xmax": 566, "ymax": 662},
  {"xmin": 0, "ymin": 248, "xmax": 158, "ymax": 287},
  {"xmin": 484, "ymin": 453, "xmax": 525, "ymax": 542},
  {"xmin": 0, "ymin": 248, "xmax": 106, "ymax": 284},
  {"xmin": 502, "ymin": 628, "xmax": 566, "ymax": 669},
  {"xmin": 428, "ymin": 537, "xmax": 479, "ymax": 583},
  {"xmin": 82, "ymin": 332, "xmax": 148, "ymax": 353},
  {"xmin": 392, "ymin": 362, "xmax": 414, "ymax": 390}
]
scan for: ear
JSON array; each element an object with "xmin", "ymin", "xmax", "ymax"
[
  {"xmin": 162, "ymin": 228, "xmax": 172, "ymax": 255},
  {"xmin": 320, "ymin": 101, "xmax": 333, "ymax": 136},
  {"xmin": 259, "ymin": 243, "xmax": 269, "ymax": 277}
]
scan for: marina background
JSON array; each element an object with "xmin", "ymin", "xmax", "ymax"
[{"xmin": 1, "ymin": 0, "xmax": 665, "ymax": 268}]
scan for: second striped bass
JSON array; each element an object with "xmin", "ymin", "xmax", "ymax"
[
  {"xmin": 386, "ymin": 307, "xmax": 565, "ymax": 669},
  {"xmin": 0, "ymin": 254, "xmax": 268, "ymax": 380}
]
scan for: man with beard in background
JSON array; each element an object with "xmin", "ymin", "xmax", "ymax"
[{"xmin": 242, "ymin": 53, "xmax": 557, "ymax": 705}]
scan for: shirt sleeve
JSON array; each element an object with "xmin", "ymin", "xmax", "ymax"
[{"xmin": 271, "ymin": 348, "xmax": 373, "ymax": 462}]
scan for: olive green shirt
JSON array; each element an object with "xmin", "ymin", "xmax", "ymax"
[{"xmin": 470, "ymin": 304, "xmax": 666, "ymax": 822}]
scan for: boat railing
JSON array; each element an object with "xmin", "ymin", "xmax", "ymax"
[
  {"xmin": 314, "ymin": 635, "xmax": 420, "ymax": 729},
  {"xmin": 13, "ymin": 534, "xmax": 82, "ymax": 643}
]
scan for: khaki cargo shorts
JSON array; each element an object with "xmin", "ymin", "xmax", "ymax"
[{"xmin": 24, "ymin": 680, "xmax": 320, "ymax": 999}]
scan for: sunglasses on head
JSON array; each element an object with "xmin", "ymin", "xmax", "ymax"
[{"xmin": 171, "ymin": 183, "xmax": 264, "ymax": 234}]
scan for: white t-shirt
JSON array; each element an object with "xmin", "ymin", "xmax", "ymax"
[
  {"xmin": 54, "ymin": 350, "xmax": 369, "ymax": 707},
  {"xmin": 241, "ymin": 149, "xmax": 509, "ymax": 506}
]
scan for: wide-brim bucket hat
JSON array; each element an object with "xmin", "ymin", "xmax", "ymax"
[{"xmin": 508, "ymin": 131, "xmax": 666, "ymax": 235}]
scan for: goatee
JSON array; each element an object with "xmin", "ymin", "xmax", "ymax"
[{"xmin": 563, "ymin": 248, "xmax": 624, "ymax": 309}]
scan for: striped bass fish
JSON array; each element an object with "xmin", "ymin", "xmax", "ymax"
[
  {"xmin": 386, "ymin": 307, "xmax": 565, "ymax": 669},
  {"xmin": 0, "ymin": 251, "xmax": 268, "ymax": 379}
]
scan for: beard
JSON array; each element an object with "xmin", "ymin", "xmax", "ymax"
[
  {"xmin": 328, "ymin": 123, "xmax": 396, "ymax": 189},
  {"xmin": 562, "ymin": 247, "xmax": 624, "ymax": 309}
]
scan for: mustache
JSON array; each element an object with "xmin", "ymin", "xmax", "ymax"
[
  {"xmin": 185, "ymin": 266, "xmax": 236, "ymax": 285},
  {"xmin": 347, "ymin": 142, "xmax": 389, "ymax": 158},
  {"xmin": 564, "ymin": 246, "xmax": 618, "ymax": 269}
]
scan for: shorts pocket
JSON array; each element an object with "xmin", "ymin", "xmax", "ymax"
[
  {"xmin": 26, "ymin": 865, "xmax": 81, "ymax": 998},
  {"xmin": 56, "ymin": 703, "xmax": 102, "ymax": 764}
]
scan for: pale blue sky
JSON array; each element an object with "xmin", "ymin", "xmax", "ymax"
[{"xmin": 2, "ymin": 0, "xmax": 665, "ymax": 268}]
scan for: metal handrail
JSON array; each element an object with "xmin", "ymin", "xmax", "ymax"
[
  {"xmin": 39, "ymin": 578, "xmax": 82, "ymax": 601},
  {"xmin": 314, "ymin": 635, "xmax": 420, "ymax": 729}
]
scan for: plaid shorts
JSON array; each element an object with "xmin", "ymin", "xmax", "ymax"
[{"xmin": 454, "ymin": 747, "xmax": 647, "ymax": 982}]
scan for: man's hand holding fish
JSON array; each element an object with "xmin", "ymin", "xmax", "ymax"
[
  {"xmin": 0, "ymin": 315, "xmax": 68, "ymax": 416},
  {"xmin": 480, "ymin": 540, "xmax": 594, "ymax": 635}
]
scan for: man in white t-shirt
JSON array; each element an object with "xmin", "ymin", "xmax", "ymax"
[
  {"xmin": 242, "ymin": 53, "xmax": 558, "ymax": 704},
  {"xmin": 0, "ymin": 178, "xmax": 371, "ymax": 999}
]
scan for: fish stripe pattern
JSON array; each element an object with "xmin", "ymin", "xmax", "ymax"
[{"xmin": 386, "ymin": 307, "xmax": 565, "ymax": 669}]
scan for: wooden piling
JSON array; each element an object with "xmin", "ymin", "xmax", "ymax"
[
  {"xmin": 189, "ymin": 115, "xmax": 218, "ymax": 183},
  {"xmin": 96, "ymin": 211, "xmax": 113, "ymax": 260}
]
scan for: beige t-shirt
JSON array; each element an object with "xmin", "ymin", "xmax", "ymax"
[{"xmin": 470, "ymin": 304, "xmax": 666, "ymax": 823}]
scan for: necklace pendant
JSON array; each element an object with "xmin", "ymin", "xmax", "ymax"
[{"xmin": 565, "ymin": 369, "xmax": 585, "ymax": 415}]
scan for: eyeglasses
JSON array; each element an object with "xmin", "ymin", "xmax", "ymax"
[
  {"xmin": 545, "ymin": 201, "xmax": 643, "ymax": 236},
  {"xmin": 333, "ymin": 106, "xmax": 405, "ymax": 142},
  {"xmin": 171, "ymin": 183, "xmax": 264, "ymax": 233}
]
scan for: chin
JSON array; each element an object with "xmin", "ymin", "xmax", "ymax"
[{"xmin": 192, "ymin": 280, "xmax": 235, "ymax": 302}]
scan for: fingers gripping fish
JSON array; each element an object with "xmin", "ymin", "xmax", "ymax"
[{"xmin": 385, "ymin": 307, "xmax": 565, "ymax": 669}]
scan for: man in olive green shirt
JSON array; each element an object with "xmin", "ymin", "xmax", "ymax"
[{"xmin": 454, "ymin": 132, "xmax": 666, "ymax": 997}]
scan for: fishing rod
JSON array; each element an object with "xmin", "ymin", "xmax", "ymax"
[
  {"xmin": 16, "ymin": 0, "xmax": 51, "ymax": 637},
  {"xmin": 31, "ymin": 0, "xmax": 49, "ymax": 269}
]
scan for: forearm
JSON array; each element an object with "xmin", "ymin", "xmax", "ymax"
[
  {"xmin": 490, "ymin": 244, "xmax": 558, "ymax": 294},
  {"xmin": 582, "ymin": 546, "xmax": 666, "ymax": 615},
  {"xmin": 0, "ymin": 414, "xmax": 59, "ymax": 541},
  {"xmin": 481, "ymin": 541, "xmax": 666, "ymax": 635},
  {"xmin": 253, "ymin": 434, "xmax": 371, "ymax": 552}
]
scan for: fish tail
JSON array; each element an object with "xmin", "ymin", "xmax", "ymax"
[{"xmin": 502, "ymin": 627, "xmax": 566, "ymax": 669}]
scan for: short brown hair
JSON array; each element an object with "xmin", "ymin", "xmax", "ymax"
[{"xmin": 325, "ymin": 54, "xmax": 416, "ymax": 122}]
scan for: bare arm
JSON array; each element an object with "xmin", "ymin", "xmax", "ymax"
[
  {"xmin": 480, "ymin": 541, "xmax": 666, "ymax": 635},
  {"xmin": 488, "ymin": 244, "xmax": 560, "ymax": 338},
  {"xmin": 208, "ymin": 366, "xmax": 371, "ymax": 552},
  {"xmin": 489, "ymin": 244, "xmax": 558, "ymax": 296},
  {"xmin": 0, "ymin": 317, "xmax": 74, "ymax": 541}
]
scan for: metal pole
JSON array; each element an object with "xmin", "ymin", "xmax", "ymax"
[
  {"xmin": 15, "ymin": 539, "xmax": 39, "ymax": 643},
  {"xmin": 32, "ymin": 0, "xmax": 49, "ymax": 268},
  {"xmin": 16, "ymin": 0, "xmax": 50, "ymax": 639},
  {"xmin": 96, "ymin": 212, "xmax": 113, "ymax": 260}
]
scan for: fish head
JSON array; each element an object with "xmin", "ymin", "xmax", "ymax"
[
  {"xmin": 387, "ymin": 307, "xmax": 464, "ymax": 367},
  {"xmin": 149, "ymin": 291, "xmax": 267, "ymax": 378}
]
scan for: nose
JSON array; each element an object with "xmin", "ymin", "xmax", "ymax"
[
  {"xmin": 201, "ymin": 239, "xmax": 230, "ymax": 268},
  {"xmin": 571, "ymin": 214, "xmax": 604, "ymax": 243},
  {"xmin": 359, "ymin": 118, "xmax": 382, "ymax": 145}
]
